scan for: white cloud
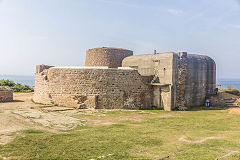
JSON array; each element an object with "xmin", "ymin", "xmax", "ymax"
[
  {"xmin": 167, "ymin": 9, "xmax": 183, "ymax": 15},
  {"xmin": 233, "ymin": 25, "xmax": 240, "ymax": 29}
]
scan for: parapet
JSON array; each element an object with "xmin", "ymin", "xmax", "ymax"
[
  {"xmin": 85, "ymin": 47, "xmax": 133, "ymax": 68},
  {"xmin": 36, "ymin": 65, "xmax": 54, "ymax": 74}
]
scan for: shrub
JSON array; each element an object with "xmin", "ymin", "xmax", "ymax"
[
  {"xmin": 226, "ymin": 89, "xmax": 239, "ymax": 95},
  {"xmin": 221, "ymin": 86, "xmax": 240, "ymax": 96},
  {"xmin": 0, "ymin": 80, "xmax": 33, "ymax": 92},
  {"xmin": 0, "ymin": 80, "xmax": 15, "ymax": 87}
]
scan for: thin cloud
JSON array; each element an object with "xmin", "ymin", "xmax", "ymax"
[
  {"xmin": 233, "ymin": 24, "xmax": 240, "ymax": 29},
  {"xmin": 95, "ymin": 0, "xmax": 145, "ymax": 9},
  {"xmin": 167, "ymin": 9, "xmax": 183, "ymax": 15},
  {"xmin": 96, "ymin": 0, "xmax": 184, "ymax": 16}
]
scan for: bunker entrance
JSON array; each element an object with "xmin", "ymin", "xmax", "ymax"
[{"xmin": 153, "ymin": 86, "xmax": 163, "ymax": 109}]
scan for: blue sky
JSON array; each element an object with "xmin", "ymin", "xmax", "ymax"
[{"xmin": 0, "ymin": 0, "xmax": 240, "ymax": 78}]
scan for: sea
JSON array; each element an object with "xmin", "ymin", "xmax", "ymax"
[
  {"xmin": 0, "ymin": 75, "xmax": 35, "ymax": 87},
  {"xmin": 0, "ymin": 75, "xmax": 240, "ymax": 90},
  {"xmin": 217, "ymin": 78, "xmax": 240, "ymax": 90}
]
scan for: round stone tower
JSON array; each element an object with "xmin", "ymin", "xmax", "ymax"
[{"xmin": 85, "ymin": 47, "xmax": 133, "ymax": 68}]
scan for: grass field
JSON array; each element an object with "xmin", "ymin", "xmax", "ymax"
[{"xmin": 1, "ymin": 107, "xmax": 240, "ymax": 160}]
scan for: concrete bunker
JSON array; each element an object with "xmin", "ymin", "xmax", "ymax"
[
  {"xmin": 123, "ymin": 52, "xmax": 216, "ymax": 110},
  {"xmin": 34, "ymin": 47, "xmax": 216, "ymax": 111}
]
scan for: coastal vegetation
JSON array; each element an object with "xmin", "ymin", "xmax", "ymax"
[
  {"xmin": 0, "ymin": 80, "xmax": 33, "ymax": 93},
  {"xmin": 220, "ymin": 86, "xmax": 240, "ymax": 96}
]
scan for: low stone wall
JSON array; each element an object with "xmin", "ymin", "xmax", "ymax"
[
  {"xmin": 33, "ymin": 67, "xmax": 152, "ymax": 109},
  {"xmin": 0, "ymin": 90, "xmax": 13, "ymax": 102}
]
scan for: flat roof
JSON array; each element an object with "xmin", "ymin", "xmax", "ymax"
[
  {"xmin": 51, "ymin": 66, "xmax": 134, "ymax": 70},
  {"xmin": 51, "ymin": 66, "xmax": 109, "ymax": 69}
]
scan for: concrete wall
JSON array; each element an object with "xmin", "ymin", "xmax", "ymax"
[
  {"xmin": 85, "ymin": 48, "xmax": 133, "ymax": 68},
  {"xmin": 122, "ymin": 53, "xmax": 175, "ymax": 110},
  {"xmin": 122, "ymin": 52, "xmax": 175, "ymax": 85},
  {"xmin": 184, "ymin": 54, "xmax": 216, "ymax": 106},
  {"xmin": 33, "ymin": 66, "xmax": 152, "ymax": 109},
  {"xmin": 0, "ymin": 90, "xmax": 13, "ymax": 102},
  {"xmin": 122, "ymin": 52, "xmax": 216, "ymax": 109}
]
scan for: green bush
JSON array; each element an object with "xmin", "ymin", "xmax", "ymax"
[
  {"xmin": 0, "ymin": 80, "xmax": 34, "ymax": 92},
  {"xmin": 0, "ymin": 80, "xmax": 15, "ymax": 87},
  {"xmin": 221, "ymin": 86, "xmax": 240, "ymax": 96},
  {"xmin": 225, "ymin": 89, "xmax": 240, "ymax": 95}
]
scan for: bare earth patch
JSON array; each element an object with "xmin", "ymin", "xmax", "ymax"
[
  {"xmin": 0, "ymin": 135, "xmax": 14, "ymax": 145},
  {"xmin": 228, "ymin": 108, "xmax": 240, "ymax": 115},
  {"xmin": 0, "ymin": 93, "xmax": 80, "ymax": 145},
  {"xmin": 13, "ymin": 109, "xmax": 85, "ymax": 130},
  {"xmin": 179, "ymin": 135, "xmax": 222, "ymax": 144},
  {"xmin": 82, "ymin": 111, "xmax": 173, "ymax": 126}
]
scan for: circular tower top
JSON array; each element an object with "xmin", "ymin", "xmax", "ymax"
[{"xmin": 85, "ymin": 47, "xmax": 133, "ymax": 68}]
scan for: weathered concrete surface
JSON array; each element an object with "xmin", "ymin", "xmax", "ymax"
[
  {"xmin": 123, "ymin": 52, "xmax": 216, "ymax": 110},
  {"xmin": 185, "ymin": 54, "xmax": 216, "ymax": 106},
  {"xmin": 85, "ymin": 48, "xmax": 133, "ymax": 68},
  {"xmin": 122, "ymin": 52, "xmax": 175, "ymax": 111}
]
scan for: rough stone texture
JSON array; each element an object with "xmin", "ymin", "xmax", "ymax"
[
  {"xmin": 33, "ymin": 66, "xmax": 152, "ymax": 109},
  {"xmin": 85, "ymin": 48, "xmax": 133, "ymax": 68},
  {"xmin": 175, "ymin": 52, "xmax": 188, "ymax": 108},
  {"xmin": 0, "ymin": 87, "xmax": 13, "ymax": 102},
  {"xmin": 36, "ymin": 65, "xmax": 54, "ymax": 74}
]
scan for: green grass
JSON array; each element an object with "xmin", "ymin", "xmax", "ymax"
[{"xmin": 1, "ymin": 109, "xmax": 240, "ymax": 159}]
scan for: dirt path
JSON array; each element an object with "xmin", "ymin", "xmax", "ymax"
[
  {"xmin": 0, "ymin": 93, "xmax": 58, "ymax": 144},
  {"xmin": 179, "ymin": 135, "xmax": 222, "ymax": 144},
  {"xmin": 229, "ymin": 108, "xmax": 240, "ymax": 114},
  {"xmin": 0, "ymin": 93, "xmax": 175, "ymax": 145}
]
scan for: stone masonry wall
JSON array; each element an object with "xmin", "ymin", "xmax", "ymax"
[
  {"xmin": 36, "ymin": 65, "xmax": 54, "ymax": 74},
  {"xmin": 175, "ymin": 52, "xmax": 188, "ymax": 108},
  {"xmin": 0, "ymin": 90, "xmax": 13, "ymax": 102},
  {"xmin": 85, "ymin": 48, "xmax": 133, "ymax": 68},
  {"xmin": 33, "ymin": 67, "xmax": 152, "ymax": 109}
]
